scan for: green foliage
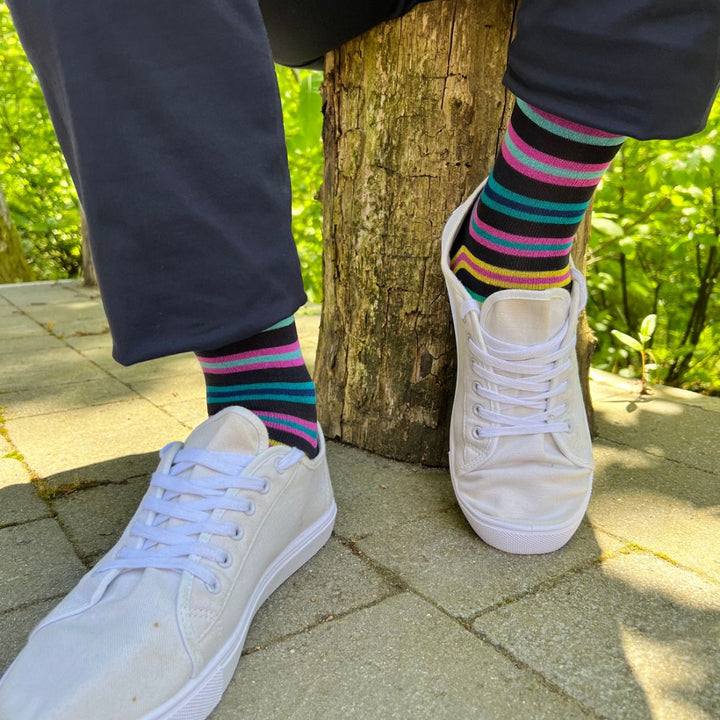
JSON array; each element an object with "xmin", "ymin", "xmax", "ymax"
[
  {"xmin": 276, "ymin": 67, "xmax": 324, "ymax": 303},
  {"xmin": 588, "ymin": 98, "xmax": 720, "ymax": 394},
  {"xmin": 0, "ymin": 4, "xmax": 80, "ymax": 278},
  {"xmin": 611, "ymin": 314, "xmax": 658, "ymax": 394}
]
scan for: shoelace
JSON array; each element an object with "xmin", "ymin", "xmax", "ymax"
[
  {"xmin": 461, "ymin": 298, "xmax": 574, "ymax": 439},
  {"xmin": 96, "ymin": 444, "xmax": 304, "ymax": 592}
]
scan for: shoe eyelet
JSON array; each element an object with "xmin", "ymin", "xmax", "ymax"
[
  {"xmin": 217, "ymin": 552, "xmax": 232, "ymax": 568},
  {"xmin": 472, "ymin": 427, "xmax": 483, "ymax": 439},
  {"xmin": 259, "ymin": 478, "xmax": 271, "ymax": 494},
  {"xmin": 231, "ymin": 525, "xmax": 243, "ymax": 540},
  {"xmin": 206, "ymin": 577, "xmax": 221, "ymax": 594},
  {"xmin": 245, "ymin": 501, "xmax": 256, "ymax": 516},
  {"xmin": 473, "ymin": 405, "xmax": 482, "ymax": 417}
]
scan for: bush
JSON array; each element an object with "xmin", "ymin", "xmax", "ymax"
[{"xmin": 589, "ymin": 98, "xmax": 719, "ymax": 394}]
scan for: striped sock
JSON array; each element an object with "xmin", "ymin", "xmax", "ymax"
[
  {"xmin": 451, "ymin": 99, "xmax": 626, "ymax": 301},
  {"xmin": 195, "ymin": 317, "xmax": 319, "ymax": 458}
]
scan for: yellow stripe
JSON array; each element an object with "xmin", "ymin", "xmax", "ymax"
[{"xmin": 452, "ymin": 248, "xmax": 570, "ymax": 282}]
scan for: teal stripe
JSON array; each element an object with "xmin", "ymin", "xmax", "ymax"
[
  {"xmin": 517, "ymin": 99, "xmax": 627, "ymax": 146},
  {"xmin": 471, "ymin": 217, "xmax": 573, "ymax": 252},
  {"xmin": 463, "ymin": 285, "xmax": 486, "ymax": 303},
  {"xmin": 199, "ymin": 350, "xmax": 302, "ymax": 369},
  {"xmin": 208, "ymin": 393, "xmax": 316, "ymax": 404},
  {"xmin": 480, "ymin": 191, "xmax": 585, "ymax": 225},
  {"xmin": 505, "ymin": 133, "xmax": 607, "ymax": 181},
  {"xmin": 263, "ymin": 316, "xmax": 295, "ymax": 332},
  {"xmin": 487, "ymin": 174, "xmax": 589, "ymax": 212},
  {"xmin": 256, "ymin": 415, "xmax": 318, "ymax": 437},
  {"xmin": 206, "ymin": 381, "xmax": 315, "ymax": 394}
]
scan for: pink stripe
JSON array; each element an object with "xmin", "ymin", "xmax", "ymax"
[
  {"xmin": 472, "ymin": 211, "xmax": 573, "ymax": 245},
  {"xmin": 453, "ymin": 251, "xmax": 571, "ymax": 286},
  {"xmin": 197, "ymin": 341, "xmax": 300, "ymax": 365},
  {"xmin": 200, "ymin": 358, "xmax": 306, "ymax": 374},
  {"xmin": 262, "ymin": 420, "xmax": 318, "ymax": 446},
  {"xmin": 529, "ymin": 104, "xmax": 622, "ymax": 138},
  {"xmin": 476, "ymin": 238, "xmax": 572, "ymax": 258},
  {"xmin": 507, "ymin": 123, "xmax": 612, "ymax": 173},
  {"xmin": 258, "ymin": 412, "xmax": 318, "ymax": 432},
  {"xmin": 502, "ymin": 145, "xmax": 600, "ymax": 187}
]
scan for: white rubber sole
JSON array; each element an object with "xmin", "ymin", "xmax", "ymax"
[{"xmin": 142, "ymin": 501, "xmax": 337, "ymax": 720}]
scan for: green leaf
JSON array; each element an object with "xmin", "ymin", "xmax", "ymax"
[
  {"xmin": 639, "ymin": 314, "xmax": 657, "ymax": 342},
  {"xmin": 591, "ymin": 217, "xmax": 624, "ymax": 237},
  {"xmin": 611, "ymin": 330, "xmax": 644, "ymax": 352}
]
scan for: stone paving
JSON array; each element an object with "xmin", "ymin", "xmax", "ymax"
[{"xmin": 0, "ymin": 280, "xmax": 719, "ymax": 719}]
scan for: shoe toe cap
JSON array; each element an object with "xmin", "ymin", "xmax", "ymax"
[{"xmin": 0, "ymin": 584, "xmax": 192, "ymax": 719}]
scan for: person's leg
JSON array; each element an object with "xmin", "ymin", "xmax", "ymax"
[
  {"xmin": 259, "ymin": 0, "xmax": 433, "ymax": 68},
  {"xmin": 0, "ymin": 3, "xmax": 336, "ymax": 719},
  {"xmin": 443, "ymin": 0, "xmax": 719, "ymax": 554},
  {"xmin": 7, "ymin": 0, "xmax": 305, "ymax": 365},
  {"xmin": 0, "ymin": 2, "xmax": 442, "ymax": 718}
]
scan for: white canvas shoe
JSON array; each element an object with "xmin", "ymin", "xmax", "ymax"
[
  {"xmin": 0, "ymin": 407, "xmax": 336, "ymax": 720},
  {"xmin": 441, "ymin": 182, "xmax": 594, "ymax": 554}
]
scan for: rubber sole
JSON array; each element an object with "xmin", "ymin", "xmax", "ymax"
[
  {"xmin": 143, "ymin": 501, "xmax": 337, "ymax": 720},
  {"xmin": 455, "ymin": 485, "xmax": 592, "ymax": 555}
]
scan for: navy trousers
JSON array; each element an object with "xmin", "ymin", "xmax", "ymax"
[{"xmin": 6, "ymin": 0, "xmax": 719, "ymax": 364}]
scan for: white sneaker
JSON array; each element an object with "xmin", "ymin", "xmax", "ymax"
[
  {"xmin": 0, "ymin": 407, "xmax": 336, "ymax": 719},
  {"xmin": 441, "ymin": 182, "xmax": 594, "ymax": 554}
]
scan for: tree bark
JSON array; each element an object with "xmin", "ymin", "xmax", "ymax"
[
  {"xmin": 316, "ymin": 0, "xmax": 596, "ymax": 462},
  {"xmin": 572, "ymin": 205, "xmax": 598, "ymax": 436},
  {"xmin": 316, "ymin": 0, "xmax": 519, "ymax": 464},
  {"xmin": 0, "ymin": 185, "xmax": 34, "ymax": 284}
]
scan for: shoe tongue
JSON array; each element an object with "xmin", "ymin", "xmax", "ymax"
[
  {"xmin": 481, "ymin": 288, "xmax": 570, "ymax": 346},
  {"xmin": 183, "ymin": 406, "xmax": 269, "ymax": 456}
]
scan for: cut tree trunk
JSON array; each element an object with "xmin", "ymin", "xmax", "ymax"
[
  {"xmin": 316, "ymin": 0, "xmax": 596, "ymax": 463},
  {"xmin": 572, "ymin": 205, "xmax": 598, "ymax": 437},
  {"xmin": 0, "ymin": 186, "xmax": 34, "ymax": 284}
]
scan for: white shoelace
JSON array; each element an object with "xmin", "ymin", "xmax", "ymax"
[
  {"xmin": 96, "ymin": 444, "xmax": 304, "ymax": 592},
  {"xmin": 461, "ymin": 298, "xmax": 574, "ymax": 439}
]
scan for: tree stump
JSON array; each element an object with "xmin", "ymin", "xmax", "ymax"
[
  {"xmin": 316, "ymin": 0, "xmax": 596, "ymax": 464},
  {"xmin": 0, "ymin": 185, "xmax": 34, "ymax": 284}
]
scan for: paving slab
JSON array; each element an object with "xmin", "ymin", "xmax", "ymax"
[
  {"xmin": 214, "ymin": 593, "xmax": 590, "ymax": 720},
  {"xmin": 0, "ymin": 519, "xmax": 86, "ymax": 612},
  {"xmin": 245, "ymin": 537, "xmax": 398, "ymax": 650},
  {"xmin": 18, "ymin": 300, "xmax": 109, "ymax": 338},
  {"xmin": 1, "ymin": 376, "xmax": 135, "ymax": 420},
  {"xmin": 0, "ymin": 282, "xmax": 80, "ymax": 307},
  {"xmin": 589, "ymin": 440, "xmax": 720, "ymax": 582},
  {"xmin": 0, "ymin": 459, "xmax": 50, "ymax": 528},
  {"xmin": 326, "ymin": 441, "xmax": 457, "ymax": 540},
  {"xmin": 79, "ymin": 348, "xmax": 199, "ymax": 384},
  {"xmin": 0, "ymin": 598, "xmax": 60, "ymax": 676},
  {"xmin": 591, "ymin": 369, "xmax": 720, "ymax": 413},
  {"xmin": 357, "ymin": 506, "xmax": 623, "ymax": 618},
  {"xmin": 52, "ymin": 475, "xmax": 150, "ymax": 563},
  {"xmin": 63, "ymin": 331, "xmax": 114, "ymax": 353},
  {"xmin": 129, "ymin": 375, "xmax": 206, "ymax": 407},
  {"xmin": 0, "ymin": 333, "xmax": 65, "ymax": 356},
  {"xmin": 473, "ymin": 552, "xmax": 720, "ymax": 720},
  {"xmin": 159, "ymin": 398, "xmax": 208, "ymax": 430},
  {"xmin": 593, "ymin": 390, "xmax": 720, "ymax": 476},
  {"xmin": 0, "ymin": 311, "xmax": 46, "ymax": 339},
  {"xmin": 0, "ymin": 345, "xmax": 109, "ymax": 393},
  {"xmin": 4, "ymin": 398, "xmax": 187, "ymax": 490}
]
